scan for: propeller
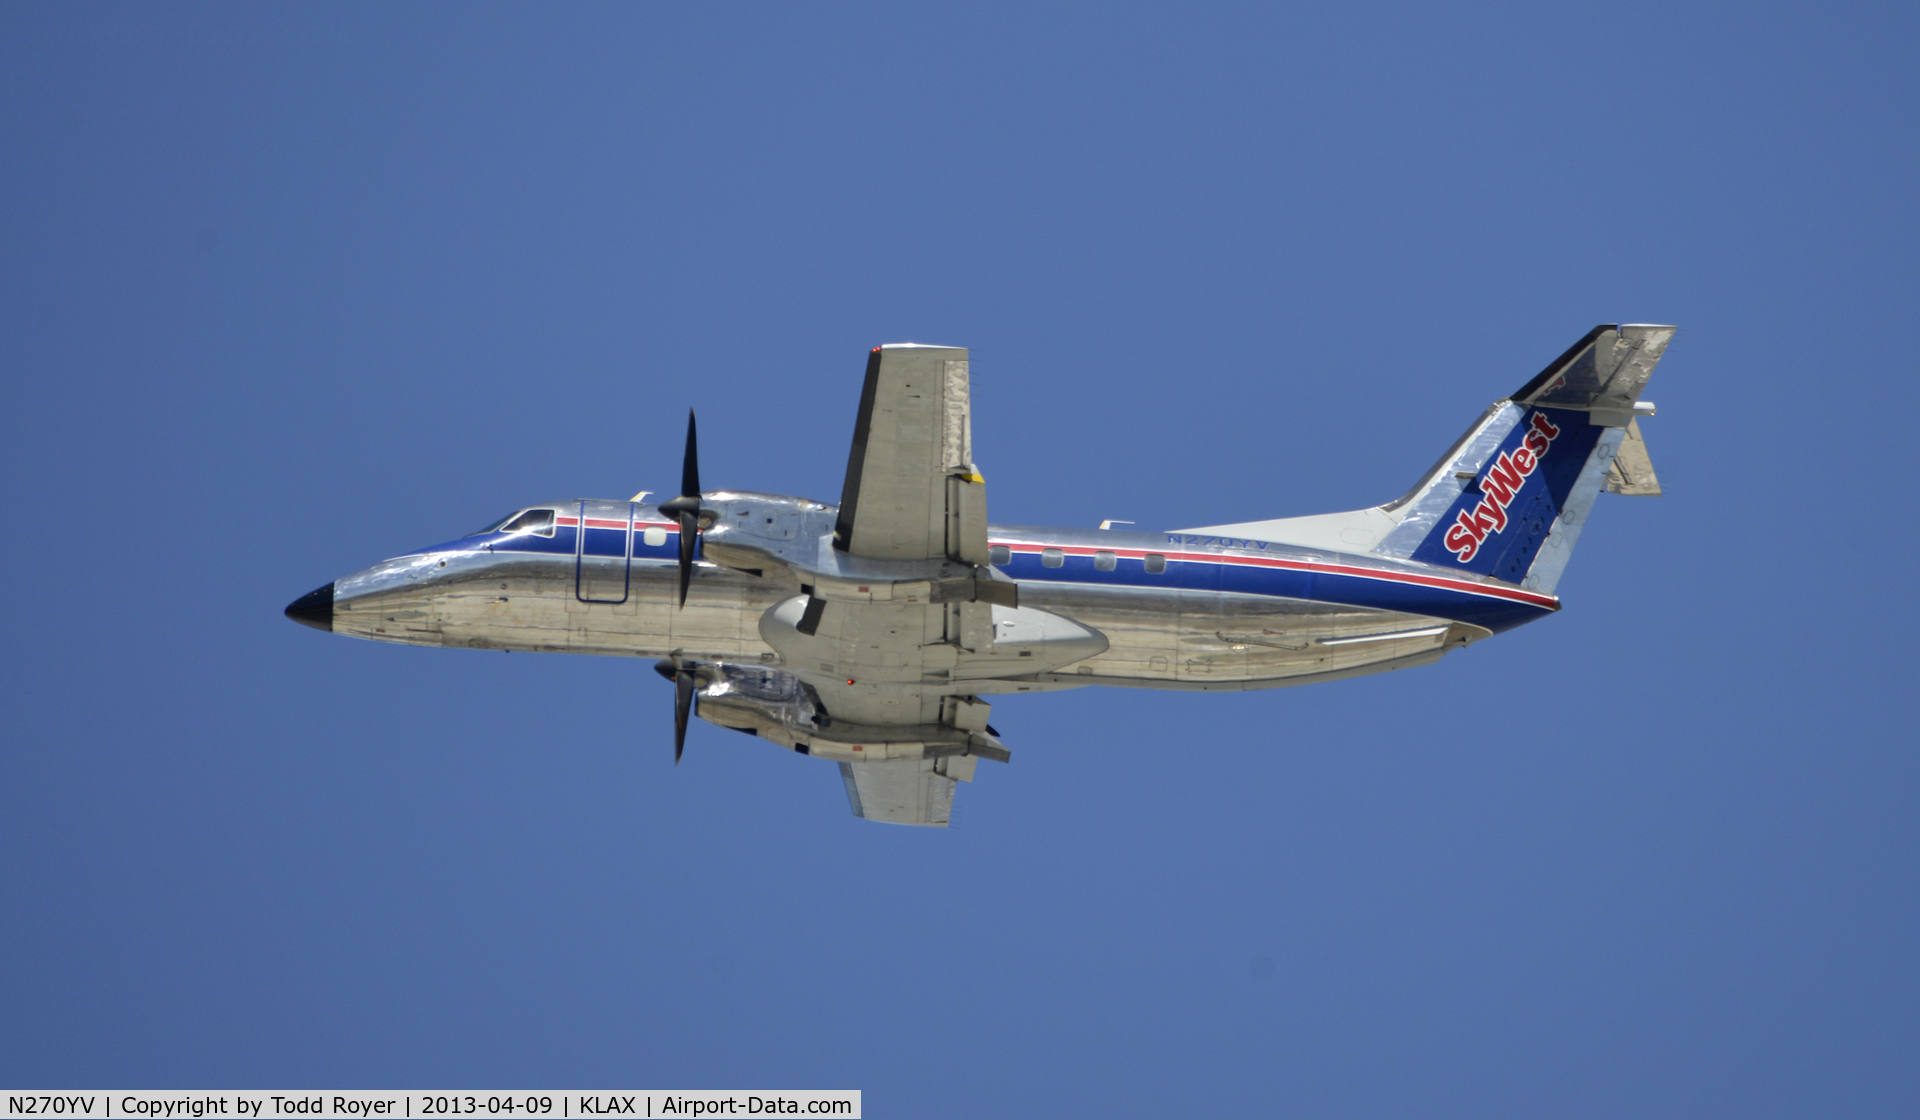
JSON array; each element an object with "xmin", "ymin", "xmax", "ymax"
[
  {"xmin": 653, "ymin": 656, "xmax": 699, "ymax": 764},
  {"xmin": 655, "ymin": 410, "xmax": 705, "ymax": 607}
]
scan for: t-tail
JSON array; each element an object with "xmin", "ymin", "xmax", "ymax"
[{"xmin": 1176, "ymin": 324, "xmax": 1675, "ymax": 595}]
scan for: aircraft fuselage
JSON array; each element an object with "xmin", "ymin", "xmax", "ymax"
[{"xmin": 307, "ymin": 490, "xmax": 1552, "ymax": 697}]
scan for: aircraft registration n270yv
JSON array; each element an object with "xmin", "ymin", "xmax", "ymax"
[{"xmin": 287, "ymin": 325, "xmax": 1675, "ymax": 826}]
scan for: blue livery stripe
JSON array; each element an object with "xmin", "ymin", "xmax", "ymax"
[{"xmin": 994, "ymin": 544, "xmax": 1556, "ymax": 633}]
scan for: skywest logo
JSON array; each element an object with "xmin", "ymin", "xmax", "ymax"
[{"xmin": 1443, "ymin": 411, "xmax": 1560, "ymax": 563}]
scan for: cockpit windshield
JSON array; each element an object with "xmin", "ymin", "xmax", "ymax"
[
  {"xmin": 467, "ymin": 513, "xmax": 516, "ymax": 537},
  {"xmin": 468, "ymin": 508, "xmax": 557, "ymax": 537},
  {"xmin": 500, "ymin": 508, "xmax": 556, "ymax": 536}
]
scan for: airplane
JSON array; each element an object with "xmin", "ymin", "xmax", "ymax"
[{"xmin": 286, "ymin": 324, "xmax": 1675, "ymax": 826}]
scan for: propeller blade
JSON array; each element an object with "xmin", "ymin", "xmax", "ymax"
[
  {"xmin": 677, "ymin": 510, "xmax": 697, "ymax": 607},
  {"xmin": 680, "ymin": 410, "xmax": 700, "ymax": 501},
  {"xmin": 656, "ymin": 410, "xmax": 704, "ymax": 609},
  {"xmin": 674, "ymin": 668, "xmax": 694, "ymax": 764},
  {"xmin": 655, "ymin": 657, "xmax": 698, "ymax": 764}
]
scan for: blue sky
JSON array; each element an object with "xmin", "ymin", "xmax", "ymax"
[{"xmin": 3, "ymin": 3, "xmax": 1916, "ymax": 1115}]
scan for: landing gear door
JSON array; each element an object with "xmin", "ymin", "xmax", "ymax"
[{"xmin": 576, "ymin": 501, "xmax": 633, "ymax": 604}]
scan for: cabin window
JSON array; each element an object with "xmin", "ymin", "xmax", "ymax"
[
  {"xmin": 989, "ymin": 545, "xmax": 1011, "ymax": 566},
  {"xmin": 1094, "ymin": 550, "xmax": 1116, "ymax": 571},
  {"xmin": 642, "ymin": 527, "xmax": 668, "ymax": 547},
  {"xmin": 1041, "ymin": 548, "xmax": 1065, "ymax": 568},
  {"xmin": 1144, "ymin": 553, "xmax": 1167, "ymax": 574},
  {"xmin": 501, "ymin": 508, "xmax": 556, "ymax": 537}
]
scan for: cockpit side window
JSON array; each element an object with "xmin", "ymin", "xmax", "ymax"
[{"xmin": 500, "ymin": 508, "xmax": 557, "ymax": 537}]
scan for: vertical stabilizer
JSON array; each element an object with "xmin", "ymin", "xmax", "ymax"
[
  {"xmin": 1177, "ymin": 325, "xmax": 1676, "ymax": 595},
  {"xmin": 1381, "ymin": 325, "xmax": 1674, "ymax": 593}
]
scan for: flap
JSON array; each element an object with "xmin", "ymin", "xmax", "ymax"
[{"xmin": 839, "ymin": 759, "xmax": 958, "ymax": 827}]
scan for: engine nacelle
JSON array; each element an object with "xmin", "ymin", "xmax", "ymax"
[
  {"xmin": 691, "ymin": 661, "xmax": 826, "ymax": 749},
  {"xmin": 692, "ymin": 661, "xmax": 1010, "ymax": 769}
]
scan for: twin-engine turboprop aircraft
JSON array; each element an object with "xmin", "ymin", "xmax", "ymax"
[{"xmin": 287, "ymin": 325, "xmax": 1675, "ymax": 826}]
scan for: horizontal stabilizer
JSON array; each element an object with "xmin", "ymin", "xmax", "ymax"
[{"xmin": 1513, "ymin": 324, "xmax": 1674, "ymax": 415}]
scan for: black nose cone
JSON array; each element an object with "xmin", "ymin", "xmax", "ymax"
[{"xmin": 284, "ymin": 582, "xmax": 335, "ymax": 632}]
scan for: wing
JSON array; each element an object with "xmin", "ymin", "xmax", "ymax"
[
  {"xmin": 833, "ymin": 344, "xmax": 989, "ymax": 565},
  {"xmin": 808, "ymin": 344, "xmax": 1008, "ymax": 825},
  {"xmin": 839, "ymin": 758, "xmax": 977, "ymax": 827}
]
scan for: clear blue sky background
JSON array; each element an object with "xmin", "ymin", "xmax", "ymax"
[{"xmin": 3, "ymin": 3, "xmax": 1916, "ymax": 1115}]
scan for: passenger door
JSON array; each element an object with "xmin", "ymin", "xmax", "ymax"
[{"xmin": 575, "ymin": 501, "xmax": 633, "ymax": 604}]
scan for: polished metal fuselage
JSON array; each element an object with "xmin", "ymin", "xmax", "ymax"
[{"xmin": 332, "ymin": 490, "xmax": 1552, "ymax": 696}]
